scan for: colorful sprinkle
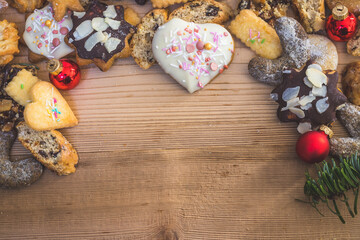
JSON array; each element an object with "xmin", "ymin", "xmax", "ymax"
[
  {"xmin": 204, "ymin": 43, "xmax": 212, "ymax": 50},
  {"xmin": 26, "ymin": 26, "xmax": 32, "ymax": 32},
  {"xmin": 20, "ymin": 84, "xmax": 24, "ymax": 89},
  {"xmin": 186, "ymin": 44, "xmax": 195, "ymax": 53},
  {"xmin": 210, "ymin": 62, "xmax": 218, "ymax": 71}
]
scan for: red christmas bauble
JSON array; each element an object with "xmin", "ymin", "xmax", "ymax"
[
  {"xmin": 296, "ymin": 131, "xmax": 330, "ymax": 164},
  {"xmin": 47, "ymin": 59, "xmax": 81, "ymax": 90},
  {"xmin": 326, "ymin": 4, "xmax": 358, "ymax": 42}
]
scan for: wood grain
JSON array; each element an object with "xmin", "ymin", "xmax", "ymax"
[{"xmin": 1, "ymin": 1, "xmax": 360, "ymax": 239}]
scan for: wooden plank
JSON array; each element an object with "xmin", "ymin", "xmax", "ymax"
[{"xmin": 1, "ymin": 0, "xmax": 360, "ymax": 239}]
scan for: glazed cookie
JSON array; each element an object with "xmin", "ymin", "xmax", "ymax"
[
  {"xmin": 326, "ymin": 0, "xmax": 360, "ymax": 16},
  {"xmin": 228, "ymin": 10, "xmax": 282, "ymax": 60},
  {"xmin": 24, "ymin": 81, "xmax": 78, "ymax": 131},
  {"xmin": 131, "ymin": 9, "xmax": 169, "ymax": 70},
  {"xmin": 17, "ymin": 122, "xmax": 78, "ymax": 176},
  {"xmin": 7, "ymin": 0, "xmax": 45, "ymax": 13},
  {"xmin": 271, "ymin": 62, "xmax": 347, "ymax": 130},
  {"xmin": 248, "ymin": 17, "xmax": 309, "ymax": 86},
  {"xmin": 292, "ymin": 0, "xmax": 325, "ymax": 34},
  {"xmin": 0, "ymin": 20, "xmax": 20, "ymax": 65},
  {"xmin": 238, "ymin": 0, "xmax": 291, "ymax": 25},
  {"xmin": 66, "ymin": 1, "xmax": 137, "ymax": 71},
  {"xmin": 169, "ymin": 0, "xmax": 234, "ymax": 24},
  {"xmin": 48, "ymin": 0, "xmax": 84, "ymax": 22},
  {"xmin": 152, "ymin": 18, "xmax": 234, "ymax": 93},
  {"xmin": 151, "ymin": 0, "xmax": 190, "ymax": 8},
  {"xmin": 23, "ymin": 4, "xmax": 74, "ymax": 62},
  {"xmin": 308, "ymin": 34, "xmax": 338, "ymax": 70},
  {"xmin": 342, "ymin": 62, "xmax": 360, "ymax": 105}
]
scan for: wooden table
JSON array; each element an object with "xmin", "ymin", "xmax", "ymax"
[{"xmin": 1, "ymin": 1, "xmax": 360, "ymax": 239}]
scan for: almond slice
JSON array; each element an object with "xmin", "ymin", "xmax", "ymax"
[
  {"xmin": 308, "ymin": 64, "xmax": 322, "ymax": 72},
  {"xmin": 92, "ymin": 17, "xmax": 109, "ymax": 32},
  {"xmin": 84, "ymin": 31, "xmax": 106, "ymax": 52},
  {"xmin": 282, "ymin": 86, "xmax": 300, "ymax": 101},
  {"xmin": 103, "ymin": 5, "xmax": 117, "ymax": 19},
  {"xmin": 312, "ymin": 85, "xmax": 327, "ymax": 97},
  {"xmin": 316, "ymin": 97, "xmax": 329, "ymax": 114},
  {"xmin": 289, "ymin": 107, "xmax": 305, "ymax": 118},
  {"xmin": 297, "ymin": 122, "xmax": 312, "ymax": 134},
  {"xmin": 104, "ymin": 38, "xmax": 121, "ymax": 53},
  {"xmin": 73, "ymin": 20, "xmax": 93, "ymax": 41},
  {"xmin": 281, "ymin": 97, "xmax": 300, "ymax": 111},
  {"xmin": 299, "ymin": 95, "xmax": 316, "ymax": 106},
  {"xmin": 305, "ymin": 68, "xmax": 327, "ymax": 88},
  {"xmin": 105, "ymin": 18, "xmax": 121, "ymax": 30}
]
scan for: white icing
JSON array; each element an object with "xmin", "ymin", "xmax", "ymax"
[
  {"xmin": 23, "ymin": 4, "xmax": 74, "ymax": 59},
  {"xmin": 105, "ymin": 18, "xmax": 120, "ymax": 30},
  {"xmin": 105, "ymin": 38, "xmax": 121, "ymax": 53},
  {"xmin": 73, "ymin": 20, "xmax": 93, "ymax": 40},
  {"xmin": 152, "ymin": 18, "xmax": 234, "ymax": 93},
  {"xmin": 103, "ymin": 5, "xmax": 117, "ymax": 19}
]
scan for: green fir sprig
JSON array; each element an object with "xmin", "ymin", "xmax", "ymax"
[{"xmin": 297, "ymin": 153, "xmax": 360, "ymax": 224}]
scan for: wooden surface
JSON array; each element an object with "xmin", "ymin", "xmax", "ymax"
[{"xmin": 1, "ymin": 1, "xmax": 360, "ymax": 239}]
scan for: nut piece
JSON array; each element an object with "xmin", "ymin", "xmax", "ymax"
[
  {"xmin": 92, "ymin": 18, "xmax": 109, "ymax": 32},
  {"xmin": 297, "ymin": 122, "xmax": 312, "ymax": 134},
  {"xmin": 289, "ymin": 107, "xmax": 305, "ymax": 118},
  {"xmin": 103, "ymin": 5, "xmax": 117, "ymax": 19},
  {"xmin": 306, "ymin": 68, "xmax": 327, "ymax": 88},
  {"xmin": 316, "ymin": 97, "xmax": 329, "ymax": 114},
  {"xmin": 282, "ymin": 86, "xmax": 300, "ymax": 101}
]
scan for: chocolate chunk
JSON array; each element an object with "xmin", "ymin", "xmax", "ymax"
[{"xmin": 206, "ymin": 5, "xmax": 219, "ymax": 16}]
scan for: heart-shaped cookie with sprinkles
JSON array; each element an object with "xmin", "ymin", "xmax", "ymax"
[
  {"xmin": 152, "ymin": 18, "xmax": 235, "ymax": 93},
  {"xmin": 24, "ymin": 81, "xmax": 78, "ymax": 131}
]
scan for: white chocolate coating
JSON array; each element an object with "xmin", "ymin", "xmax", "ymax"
[
  {"xmin": 152, "ymin": 18, "xmax": 234, "ymax": 93},
  {"xmin": 23, "ymin": 4, "xmax": 74, "ymax": 59}
]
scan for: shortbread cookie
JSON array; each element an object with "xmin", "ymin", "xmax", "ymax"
[
  {"xmin": 7, "ymin": 0, "xmax": 45, "ymax": 13},
  {"xmin": 152, "ymin": 18, "xmax": 234, "ymax": 93},
  {"xmin": 229, "ymin": 10, "xmax": 281, "ymax": 60},
  {"xmin": 238, "ymin": 0, "xmax": 291, "ymax": 25},
  {"xmin": 337, "ymin": 103, "xmax": 360, "ymax": 138},
  {"xmin": 48, "ymin": 0, "xmax": 84, "ymax": 22},
  {"xmin": 169, "ymin": 0, "xmax": 234, "ymax": 24},
  {"xmin": 66, "ymin": 2, "xmax": 137, "ymax": 71},
  {"xmin": 151, "ymin": 0, "xmax": 189, "ymax": 8},
  {"xmin": 326, "ymin": 0, "xmax": 360, "ymax": 16},
  {"xmin": 23, "ymin": 4, "xmax": 74, "ymax": 62},
  {"xmin": 24, "ymin": 81, "xmax": 78, "ymax": 131},
  {"xmin": 248, "ymin": 17, "xmax": 309, "ymax": 86},
  {"xmin": 292, "ymin": 0, "xmax": 325, "ymax": 34},
  {"xmin": 131, "ymin": 9, "xmax": 168, "ymax": 70},
  {"xmin": 17, "ymin": 122, "xmax": 78, "ymax": 175},
  {"xmin": 308, "ymin": 34, "xmax": 338, "ymax": 70},
  {"xmin": 0, "ymin": 20, "xmax": 20, "ymax": 65},
  {"xmin": 4, "ymin": 69, "xmax": 39, "ymax": 106},
  {"xmin": 271, "ymin": 62, "xmax": 347, "ymax": 129},
  {"xmin": 342, "ymin": 62, "xmax": 360, "ymax": 106}
]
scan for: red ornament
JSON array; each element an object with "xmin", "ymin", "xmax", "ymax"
[
  {"xmin": 47, "ymin": 59, "xmax": 81, "ymax": 90},
  {"xmin": 326, "ymin": 3, "xmax": 358, "ymax": 42},
  {"xmin": 296, "ymin": 130, "xmax": 330, "ymax": 164}
]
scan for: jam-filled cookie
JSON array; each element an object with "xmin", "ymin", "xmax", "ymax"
[
  {"xmin": 66, "ymin": 1, "xmax": 137, "ymax": 71},
  {"xmin": 23, "ymin": 4, "xmax": 74, "ymax": 62}
]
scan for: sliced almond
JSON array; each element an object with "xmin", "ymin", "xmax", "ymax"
[
  {"xmin": 303, "ymin": 77, "xmax": 313, "ymax": 88},
  {"xmin": 316, "ymin": 97, "xmax": 329, "ymax": 114},
  {"xmin": 312, "ymin": 85, "xmax": 327, "ymax": 97},
  {"xmin": 105, "ymin": 18, "xmax": 120, "ymax": 30},
  {"xmin": 281, "ymin": 97, "xmax": 300, "ymax": 111},
  {"xmin": 104, "ymin": 37, "xmax": 121, "ymax": 53},
  {"xmin": 297, "ymin": 122, "xmax": 312, "ymax": 134},
  {"xmin": 73, "ymin": 20, "xmax": 93, "ymax": 41},
  {"xmin": 103, "ymin": 5, "xmax": 117, "ymax": 19},
  {"xmin": 282, "ymin": 86, "xmax": 300, "ymax": 102},
  {"xmin": 289, "ymin": 107, "xmax": 305, "ymax": 118},
  {"xmin": 301, "ymin": 103, "xmax": 312, "ymax": 111},
  {"xmin": 299, "ymin": 95, "xmax": 316, "ymax": 106},
  {"xmin": 270, "ymin": 93, "xmax": 278, "ymax": 101},
  {"xmin": 92, "ymin": 17, "xmax": 109, "ymax": 32},
  {"xmin": 305, "ymin": 68, "xmax": 327, "ymax": 88},
  {"xmin": 84, "ymin": 31, "xmax": 106, "ymax": 52},
  {"xmin": 308, "ymin": 64, "xmax": 322, "ymax": 72}
]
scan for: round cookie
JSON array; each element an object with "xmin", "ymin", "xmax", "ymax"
[
  {"xmin": 342, "ymin": 62, "xmax": 360, "ymax": 105},
  {"xmin": 23, "ymin": 4, "xmax": 74, "ymax": 62},
  {"xmin": 308, "ymin": 34, "xmax": 338, "ymax": 71}
]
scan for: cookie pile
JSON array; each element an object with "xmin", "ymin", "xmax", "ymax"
[{"xmin": 1, "ymin": 0, "xmax": 359, "ymax": 189}]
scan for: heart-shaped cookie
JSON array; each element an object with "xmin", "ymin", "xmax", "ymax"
[
  {"xmin": 152, "ymin": 18, "xmax": 235, "ymax": 93},
  {"xmin": 24, "ymin": 81, "xmax": 78, "ymax": 131}
]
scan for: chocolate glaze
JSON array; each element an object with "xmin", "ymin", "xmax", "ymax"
[
  {"xmin": 67, "ymin": 1, "xmax": 136, "ymax": 62},
  {"xmin": 271, "ymin": 61, "xmax": 348, "ymax": 127}
]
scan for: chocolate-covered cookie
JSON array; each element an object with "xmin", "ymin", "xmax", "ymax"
[
  {"xmin": 271, "ymin": 61, "xmax": 347, "ymax": 130},
  {"xmin": 66, "ymin": 1, "xmax": 137, "ymax": 71}
]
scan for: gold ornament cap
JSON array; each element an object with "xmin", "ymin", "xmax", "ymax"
[
  {"xmin": 47, "ymin": 59, "xmax": 63, "ymax": 75},
  {"xmin": 320, "ymin": 125, "xmax": 334, "ymax": 138},
  {"xmin": 332, "ymin": 3, "xmax": 349, "ymax": 21}
]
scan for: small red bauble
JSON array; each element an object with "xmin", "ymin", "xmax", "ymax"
[
  {"xmin": 47, "ymin": 59, "xmax": 81, "ymax": 90},
  {"xmin": 296, "ymin": 131, "xmax": 330, "ymax": 164},
  {"xmin": 326, "ymin": 4, "xmax": 358, "ymax": 42}
]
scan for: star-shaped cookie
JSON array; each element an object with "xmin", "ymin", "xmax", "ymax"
[
  {"xmin": 48, "ymin": 0, "xmax": 84, "ymax": 22},
  {"xmin": 271, "ymin": 61, "xmax": 347, "ymax": 131}
]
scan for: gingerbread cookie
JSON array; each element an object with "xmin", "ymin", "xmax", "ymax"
[
  {"xmin": 169, "ymin": 0, "xmax": 234, "ymax": 24},
  {"xmin": 229, "ymin": 10, "xmax": 282, "ymax": 60},
  {"xmin": 342, "ymin": 62, "xmax": 360, "ymax": 105},
  {"xmin": 48, "ymin": 0, "xmax": 84, "ymax": 22},
  {"xmin": 248, "ymin": 17, "xmax": 309, "ymax": 86},
  {"xmin": 271, "ymin": 62, "xmax": 347, "ymax": 130},
  {"xmin": 237, "ymin": 0, "xmax": 290, "ymax": 26},
  {"xmin": 7, "ymin": 0, "xmax": 45, "ymax": 13},
  {"xmin": 0, "ymin": 20, "xmax": 20, "ymax": 66},
  {"xmin": 152, "ymin": 18, "xmax": 234, "ymax": 93},
  {"xmin": 23, "ymin": 4, "xmax": 74, "ymax": 62},
  {"xmin": 66, "ymin": 1, "xmax": 137, "ymax": 71}
]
